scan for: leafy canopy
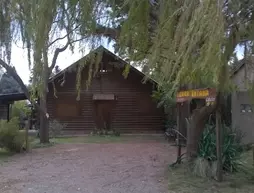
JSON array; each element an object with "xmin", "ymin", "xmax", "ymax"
[{"xmin": 0, "ymin": 0, "xmax": 254, "ymax": 102}]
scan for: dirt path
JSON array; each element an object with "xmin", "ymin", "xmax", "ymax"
[{"xmin": 0, "ymin": 142, "xmax": 175, "ymax": 193}]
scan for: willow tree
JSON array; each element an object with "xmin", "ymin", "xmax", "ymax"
[
  {"xmin": 70, "ymin": 0, "xmax": 254, "ymax": 158},
  {"xmin": 114, "ymin": 0, "xmax": 254, "ymax": 158},
  {"xmin": 1, "ymin": 0, "xmax": 253, "ymax": 147},
  {"xmin": 0, "ymin": 0, "xmax": 106, "ymax": 143}
]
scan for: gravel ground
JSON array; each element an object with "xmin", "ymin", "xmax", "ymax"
[{"xmin": 0, "ymin": 142, "xmax": 176, "ymax": 193}]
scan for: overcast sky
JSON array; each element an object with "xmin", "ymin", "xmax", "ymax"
[{"xmin": 11, "ymin": 40, "xmax": 114, "ymax": 84}]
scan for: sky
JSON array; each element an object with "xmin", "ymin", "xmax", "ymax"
[
  {"xmin": 11, "ymin": 40, "xmax": 114, "ymax": 84},
  {"xmin": 10, "ymin": 42, "xmax": 244, "ymax": 85}
]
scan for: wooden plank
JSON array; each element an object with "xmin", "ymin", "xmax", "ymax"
[
  {"xmin": 176, "ymin": 103, "xmax": 182, "ymax": 163},
  {"xmin": 216, "ymin": 107, "xmax": 223, "ymax": 182}
]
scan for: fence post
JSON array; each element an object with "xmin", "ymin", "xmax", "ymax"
[
  {"xmin": 216, "ymin": 106, "xmax": 223, "ymax": 182},
  {"xmin": 25, "ymin": 118, "xmax": 30, "ymax": 151}
]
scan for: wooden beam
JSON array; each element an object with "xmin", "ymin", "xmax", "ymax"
[
  {"xmin": 176, "ymin": 103, "xmax": 182, "ymax": 164},
  {"xmin": 216, "ymin": 106, "xmax": 223, "ymax": 182},
  {"xmin": 25, "ymin": 118, "xmax": 30, "ymax": 151},
  {"xmin": 93, "ymin": 94, "xmax": 115, "ymax": 100},
  {"xmin": 7, "ymin": 103, "xmax": 10, "ymax": 122}
]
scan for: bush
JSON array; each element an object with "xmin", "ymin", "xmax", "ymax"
[
  {"xmin": 49, "ymin": 120, "xmax": 66, "ymax": 138},
  {"xmin": 197, "ymin": 124, "xmax": 243, "ymax": 173},
  {"xmin": 11, "ymin": 101, "xmax": 31, "ymax": 119},
  {"xmin": 0, "ymin": 118, "xmax": 25, "ymax": 152},
  {"xmin": 11, "ymin": 100, "xmax": 31, "ymax": 129},
  {"xmin": 90, "ymin": 128, "xmax": 120, "ymax": 136}
]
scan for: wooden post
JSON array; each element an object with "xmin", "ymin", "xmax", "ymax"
[
  {"xmin": 176, "ymin": 103, "xmax": 181, "ymax": 163},
  {"xmin": 216, "ymin": 107, "xmax": 223, "ymax": 182},
  {"xmin": 252, "ymin": 144, "xmax": 254, "ymax": 166},
  {"xmin": 25, "ymin": 118, "xmax": 30, "ymax": 151}
]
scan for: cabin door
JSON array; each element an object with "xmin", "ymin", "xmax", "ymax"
[{"xmin": 93, "ymin": 94, "xmax": 116, "ymax": 131}]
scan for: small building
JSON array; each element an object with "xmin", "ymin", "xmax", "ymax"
[
  {"xmin": 47, "ymin": 46, "xmax": 165, "ymax": 135},
  {"xmin": 0, "ymin": 72, "xmax": 26, "ymax": 120},
  {"xmin": 231, "ymin": 58, "xmax": 254, "ymax": 144}
]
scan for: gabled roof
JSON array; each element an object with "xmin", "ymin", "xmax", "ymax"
[
  {"xmin": 49, "ymin": 46, "xmax": 157, "ymax": 84},
  {"xmin": 231, "ymin": 57, "xmax": 254, "ymax": 76},
  {"xmin": 0, "ymin": 72, "xmax": 26, "ymax": 101},
  {"xmin": 231, "ymin": 59, "xmax": 245, "ymax": 76}
]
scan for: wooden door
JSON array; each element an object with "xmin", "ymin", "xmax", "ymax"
[{"xmin": 94, "ymin": 100, "xmax": 114, "ymax": 130}]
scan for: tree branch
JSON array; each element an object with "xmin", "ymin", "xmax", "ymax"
[
  {"xmin": 48, "ymin": 24, "xmax": 81, "ymax": 48},
  {"xmin": 48, "ymin": 34, "xmax": 69, "ymax": 48},
  {"xmin": 49, "ymin": 43, "xmax": 69, "ymax": 73},
  {"xmin": 49, "ymin": 37, "xmax": 87, "ymax": 72}
]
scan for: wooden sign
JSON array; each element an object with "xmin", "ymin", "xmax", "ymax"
[
  {"xmin": 93, "ymin": 94, "xmax": 115, "ymax": 100},
  {"xmin": 176, "ymin": 88, "xmax": 216, "ymax": 103}
]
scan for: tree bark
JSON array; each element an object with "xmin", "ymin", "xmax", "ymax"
[
  {"xmin": 39, "ymin": 94, "xmax": 49, "ymax": 143},
  {"xmin": 39, "ymin": 71, "xmax": 49, "ymax": 143},
  {"xmin": 187, "ymin": 107, "xmax": 209, "ymax": 159},
  {"xmin": 216, "ymin": 105, "xmax": 223, "ymax": 181},
  {"xmin": 186, "ymin": 98, "xmax": 219, "ymax": 160}
]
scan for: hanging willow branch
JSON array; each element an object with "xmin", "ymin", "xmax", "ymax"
[
  {"xmin": 115, "ymin": 0, "xmax": 252, "ymax": 101},
  {"xmin": 0, "ymin": 0, "xmax": 253, "ymax": 106}
]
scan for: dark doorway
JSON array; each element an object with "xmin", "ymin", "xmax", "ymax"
[{"xmin": 93, "ymin": 94, "xmax": 116, "ymax": 131}]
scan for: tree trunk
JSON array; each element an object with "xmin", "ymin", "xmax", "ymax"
[
  {"xmin": 186, "ymin": 103, "xmax": 216, "ymax": 160},
  {"xmin": 39, "ymin": 93, "xmax": 49, "ymax": 143},
  {"xmin": 187, "ymin": 109, "xmax": 207, "ymax": 159},
  {"xmin": 39, "ymin": 60, "xmax": 50, "ymax": 143}
]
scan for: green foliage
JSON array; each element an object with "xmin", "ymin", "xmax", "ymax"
[
  {"xmin": 0, "ymin": 118, "xmax": 25, "ymax": 153},
  {"xmin": 11, "ymin": 100, "xmax": 31, "ymax": 119},
  {"xmin": 168, "ymin": 158, "xmax": 254, "ymax": 193},
  {"xmin": 198, "ymin": 124, "xmax": 243, "ymax": 173},
  {"xmin": 1, "ymin": 0, "xmax": 254, "ymax": 145},
  {"xmin": 91, "ymin": 128, "xmax": 120, "ymax": 137}
]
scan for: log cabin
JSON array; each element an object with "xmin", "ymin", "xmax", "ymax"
[{"xmin": 48, "ymin": 46, "xmax": 165, "ymax": 135}]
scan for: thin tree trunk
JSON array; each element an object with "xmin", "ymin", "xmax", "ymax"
[
  {"xmin": 39, "ymin": 56, "xmax": 50, "ymax": 143},
  {"xmin": 39, "ymin": 91, "xmax": 49, "ymax": 143},
  {"xmin": 216, "ymin": 105, "xmax": 223, "ymax": 181}
]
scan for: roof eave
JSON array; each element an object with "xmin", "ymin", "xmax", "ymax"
[{"xmin": 49, "ymin": 46, "xmax": 158, "ymax": 85}]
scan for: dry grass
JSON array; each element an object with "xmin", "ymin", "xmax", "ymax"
[{"xmin": 168, "ymin": 151, "xmax": 254, "ymax": 193}]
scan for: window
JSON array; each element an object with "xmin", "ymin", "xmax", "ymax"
[
  {"xmin": 240, "ymin": 104, "xmax": 253, "ymax": 113},
  {"xmin": 55, "ymin": 100, "xmax": 81, "ymax": 117}
]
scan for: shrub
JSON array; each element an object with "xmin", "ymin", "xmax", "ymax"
[
  {"xmin": 49, "ymin": 120, "xmax": 66, "ymax": 138},
  {"xmin": 90, "ymin": 128, "xmax": 120, "ymax": 136},
  {"xmin": 197, "ymin": 124, "xmax": 243, "ymax": 173},
  {"xmin": 0, "ymin": 118, "xmax": 25, "ymax": 152},
  {"xmin": 11, "ymin": 100, "xmax": 31, "ymax": 129}
]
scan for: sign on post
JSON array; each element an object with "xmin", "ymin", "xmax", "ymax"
[
  {"xmin": 176, "ymin": 88, "xmax": 216, "ymax": 103},
  {"xmin": 176, "ymin": 87, "xmax": 222, "ymax": 181}
]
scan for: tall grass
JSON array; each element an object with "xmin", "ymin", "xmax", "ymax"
[{"xmin": 197, "ymin": 124, "xmax": 243, "ymax": 173}]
